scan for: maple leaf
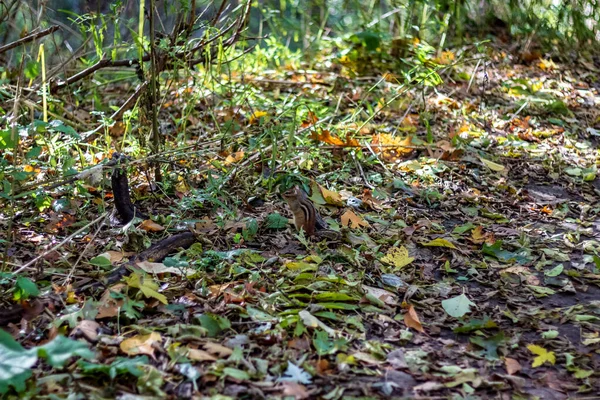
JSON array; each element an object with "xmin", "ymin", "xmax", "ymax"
[{"xmin": 527, "ymin": 344, "xmax": 556, "ymax": 367}]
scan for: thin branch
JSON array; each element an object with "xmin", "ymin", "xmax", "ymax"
[{"xmin": 0, "ymin": 25, "xmax": 59, "ymax": 54}]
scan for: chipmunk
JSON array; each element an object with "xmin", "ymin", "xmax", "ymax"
[{"xmin": 282, "ymin": 186, "xmax": 339, "ymax": 240}]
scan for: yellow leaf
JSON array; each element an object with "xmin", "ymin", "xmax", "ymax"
[
  {"xmin": 479, "ymin": 157, "xmax": 505, "ymax": 172},
  {"xmin": 422, "ymin": 238, "xmax": 457, "ymax": 249},
  {"xmin": 319, "ymin": 185, "xmax": 343, "ymax": 207},
  {"xmin": 249, "ymin": 110, "xmax": 268, "ymax": 125},
  {"xmin": 340, "ymin": 210, "xmax": 369, "ymax": 229},
  {"xmin": 224, "ymin": 151, "xmax": 245, "ymax": 166},
  {"xmin": 527, "ymin": 344, "xmax": 556, "ymax": 367},
  {"xmin": 381, "ymin": 246, "xmax": 414, "ymax": 269},
  {"xmin": 120, "ymin": 332, "xmax": 162, "ymax": 358}
]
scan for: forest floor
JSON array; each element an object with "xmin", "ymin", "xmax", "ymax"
[{"xmin": 1, "ymin": 40, "xmax": 600, "ymax": 399}]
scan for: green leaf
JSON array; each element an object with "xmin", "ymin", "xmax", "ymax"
[
  {"xmin": 89, "ymin": 256, "xmax": 112, "ymax": 268},
  {"xmin": 38, "ymin": 335, "xmax": 94, "ymax": 367},
  {"xmin": 544, "ymin": 264, "xmax": 563, "ymax": 277},
  {"xmin": 242, "ymin": 218, "xmax": 258, "ymax": 241},
  {"xmin": 246, "ymin": 306, "xmax": 274, "ymax": 322},
  {"xmin": 223, "ymin": 367, "xmax": 250, "ymax": 380},
  {"xmin": 482, "ymin": 241, "xmax": 530, "ymax": 264},
  {"xmin": 24, "ymin": 61, "xmax": 40, "ymax": 80},
  {"xmin": 542, "ymin": 330, "xmax": 559, "ymax": 339},
  {"xmin": 0, "ymin": 330, "xmax": 37, "ymax": 394},
  {"xmin": 453, "ymin": 222, "xmax": 475, "ymax": 234},
  {"xmin": 25, "ymin": 147, "xmax": 42, "ymax": 160},
  {"xmin": 79, "ymin": 356, "xmax": 149, "ymax": 379},
  {"xmin": 0, "ymin": 129, "xmax": 17, "ymax": 150},
  {"xmin": 48, "ymin": 120, "xmax": 80, "ymax": 139},
  {"xmin": 442, "ymin": 293, "xmax": 476, "ymax": 318},
  {"xmin": 470, "ymin": 332, "xmax": 504, "ymax": 360},
  {"xmin": 194, "ymin": 314, "xmax": 230, "ymax": 338},
  {"xmin": 265, "ymin": 213, "xmax": 289, "ymax": 229},
  {"xmin": 14, "ymin": 276, "xmax": 40, "ymax": 300}
]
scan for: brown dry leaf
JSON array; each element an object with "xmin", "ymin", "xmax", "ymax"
[
  {"xmin": 71, "ymin": 320, "xmax": 100, "ymax": 343},
  {"xmin": 301, "ymin": 111, "xmax": 319, "ymax": 128},
  {"xmin": 518, "ymin": 129, "xmax": 540, "ymax": 143},
  {"xmin": 120, "ymin": 332, "xmax": 162, "ymax": 358},
  {"xmin": 187, "ymin": 348, "xmax": 218, "ymax": 362},
  {"xmin": 96, "ymin": 284, "xmax": 126, "ymax": 319},
  {"xmin": 224, "ymin": 151, "xmax": 245, "ymax": 166},
  {"xmin": 203, "ymin": 342, "xmax": 233, "ymax": 358},
  {"xmin": 404, "ymin": 304, "xmax": 425, "ymax": 333},
  {"xmin": 281, "ymin": 382, "xmax": 310, "ymax": 399},
  {"xmin": 434, "ymin": 140, "xmax": 463, "ymax": 161},
  {"xmin": 505, "ymin": 357, "xmax": 522, "ymax": 375},
  {"xmin": 98, "ymin": 250, "xmax": 135, "ymax": 264},
  {"xmin": 341, "ymin": 210, "xmax": 369, "ymax": 229},
  {"xmin": 138, "ymin": 219, "xmax": 165, "ymax": 232},
  {"xmin": 310, "ymin": 129, "xmax": 344, "ymax": 146},
  {"xmin": 360, "ymin": 189, "xmax": 384, "ymax": 211},
  {"xmin": 371, "ymin": 133, "xmax": 413, "ymax": 162},
  {"xmin": 470, "ymin": 226, "xmax": 487, "ymax": 244},
  {"xmin": 109, "ymin": 121, "xmax": 126, "ymax": 137},
  {"xmin": 310, "ymin": 129, "xmax": 360, "ymax": 147}
]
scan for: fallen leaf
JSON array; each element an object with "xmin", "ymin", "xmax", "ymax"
[
  {"xmin": 249, "ymin": 110, "xmax": 268, "ymax": 125},
  {"xmin": 505, "ymin": 357, "xmax": 521, "ymax": 375},
  {"xmin": 479, "ymin": 157, "xmax": 505, "ymax": 172},
  {"xmin": 381, "ymin": 246, "xmax": 414, "ymax": 269},
  {"xmin": 120, "ymin": 332, "xmax": 162, "ymax": 358},
  {"xmin": 187, "ymin": 348, "xmax": 218, "ymax": 362},
  {"xmin": 135, "ymin": 260, "xmax": 185, "ymax": 276},
  {"xmin": 224, "ymin": 151, "xmax": 245, "ymax": 166},
  {"xmin": 281, "ymin": 382, "xmax": 310, "ymax": 399},
  {"xmin": 203, "ymin": 342, "xmax": 234, "ymax": 357},
  {"xmin": 422, "ymin": 238, "xmax": 457, "ymax": 249},
  {"xmin": 527, "ymin": 344, "xmax": 556, "ymax": 367},
  {"xmin": 96, "ymin": 284, "xmax": 126, "ymax": 319},
  {"xmin": 341, "ymin": 210, "xmax": 369, "ymax": 229},
  {"xmin": 317, "ymin": 184, "xmax": 344, "ymax": 207},
  {"xmin": 404, "ymin": 304, "xmax": 425, "ymax": 333},
  {"xmin": 371, "ymin": 133, "xmax": 413, "ymax": 162},
  {"xmin": 363, "ymin": 285, "xmax": 398, "ymax": 305},
  {"xmin": 138, "ymin": 219, "xmax": 165, "ymax": 232}
]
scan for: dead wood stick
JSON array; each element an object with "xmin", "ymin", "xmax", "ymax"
[{"xmin": 0, "ymin": 25, "xmax": 59, "ymax": 54}]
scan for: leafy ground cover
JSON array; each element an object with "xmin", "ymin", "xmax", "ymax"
[{"xmin": 1, "ymin": 37, "xmax": 600, "ymax": 399}]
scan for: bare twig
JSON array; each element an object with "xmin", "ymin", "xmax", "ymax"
[{"xmin": 0, "ymin": 25, "xmax": 59, "ymax": 54}]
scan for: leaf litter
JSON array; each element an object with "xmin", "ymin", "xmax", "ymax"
[{"xmin": 1, "ymin": 39, "xmax": 600, "ymax": 399}]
